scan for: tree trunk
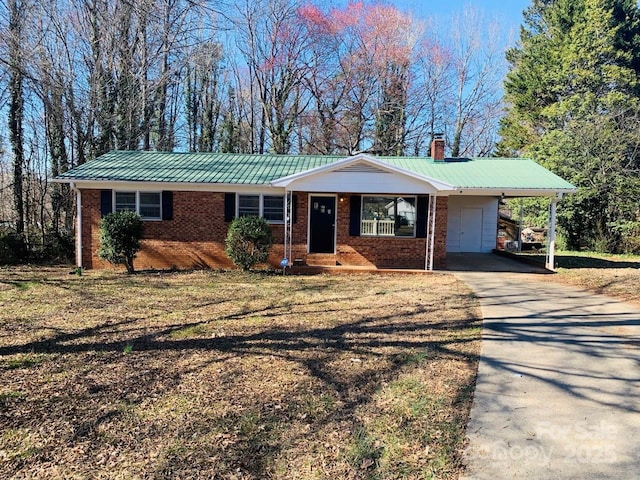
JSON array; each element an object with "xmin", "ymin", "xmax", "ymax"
[
  {"xmin": 45, "ymin": 81, "xmax": 70, "ymax": 235},
  {"xmin": 8, "ymin": 0, "xmax": 25, "ymax": 234}
]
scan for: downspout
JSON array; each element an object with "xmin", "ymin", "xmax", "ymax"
[
  {"xmin": 283, "ymin": 189, "xmax": 293, "ymax": 271},
  {"xmin": 289, "ymin": 190, "xmax": 293, "ymax": 263},
  {"xmin": 518, "ymin": 197, "xmax": 523, "ymax": 252},
  {"xmin": 283, "ymin": 191, "xmax": 289, "ymax": 270},
  {"xmin": 73, "ymin": 183, "xmax": 82, "ymax": 269}
]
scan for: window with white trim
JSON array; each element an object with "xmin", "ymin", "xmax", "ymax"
[
  {"xmin": 263, "ymin": 195, "xmax": 285, "ymax": 221},
  {"xmin": 114, "ymin": 191, "xmax": 161, "ymax": 220},
  {"xmin": 361, "ymin": 196, "xmax": 416, "ymax": 237},
  {"xmin": 237, "ymin": 194, "xmax": 284, "ymax": 223},
  {"xmin": 139, "ymin": 192, "xmax": 161, "ymax": 218}
]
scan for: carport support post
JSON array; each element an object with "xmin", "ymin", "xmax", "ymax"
[{"xmin": 547, "ymin": 195, "xmax": 559, "ymax": 271}]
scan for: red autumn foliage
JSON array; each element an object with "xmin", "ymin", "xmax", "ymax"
[{"xmin": 298, "ymin": 1, "xmax": 418, "ymax": 68}]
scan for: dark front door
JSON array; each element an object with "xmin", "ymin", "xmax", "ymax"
[{"xmin": 309, "ymin": 196, "xmax": 336, "ymax": 253}]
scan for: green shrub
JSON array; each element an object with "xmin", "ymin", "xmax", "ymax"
[
  {"xmin": 554, "ymin": 229, "xmax": 568, "ymax": 251},
  {"xmin": 98, "ymin": 211, "xmax": 144, "ymax": 273},
  {"xmin": 0, "ymin": 229, "xmax": 28, "ymax": 265},
  {"xmin": 41, "ymin": 233, "xmax": 75, "ymax": 264},
  {"xmin": 225, "ymin": 216, "xmax": 274, "ymax": 271}
]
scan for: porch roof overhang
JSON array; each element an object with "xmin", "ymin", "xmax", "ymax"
[{"xmin": 270, "ymin": 153, "xmax": 455, "ymax": 194}]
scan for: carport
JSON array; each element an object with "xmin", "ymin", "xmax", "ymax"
[{"xmin": 445, "ymin": 190, "xmax": 570, "ymax": 271}]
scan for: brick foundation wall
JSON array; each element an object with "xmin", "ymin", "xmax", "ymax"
[{"xmin": 80, "ymin": 189, "xmax": 447, "ymax": 271}]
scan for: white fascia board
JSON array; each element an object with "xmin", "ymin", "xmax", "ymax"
[
  {"xmin": 61, "ymin": 179, "xmax": 285, "ymax": 194},
  {"xmin": 271, "ymin": 153, "xmax": 456, "ymax": 192},
  {"xmin": 446, "ymin": 187, "xmax": 576, "ymax": 197}
]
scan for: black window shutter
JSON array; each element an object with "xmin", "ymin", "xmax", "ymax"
[
  {"xmin": 292, "ymin": 194, "xmax": 298, "ymax": 223},
  {"xmin": 100, "ymin": 190, "xmax": 112, "ymax": 217},
  {"xmin": 224, "ymin": 193, "xmax": 236, "ymax": 222},
  {"xmin": 162, "ymin": 191, "xmax": 173, "ymax": 220},
  {"xmin": 349, "ymin": 195, "xmax": 361, "ymax": 236},
  {"xmin": 416, "ymin": 195, "xmax": 429, "ymax": 238}
]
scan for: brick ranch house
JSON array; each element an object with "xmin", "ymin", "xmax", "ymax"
[{"xmin": 55, "ymin": 138, "xmax": 575, "ymax": 271}]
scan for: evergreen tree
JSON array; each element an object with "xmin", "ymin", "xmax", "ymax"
[
  {"xmin": 373, "ymin": 65, "xmax": 408, "ymax": 156},
  {"xmin": 220, "ymin": 86, "xmax": 240, "ymax": 153},
  {"xmin": 500, "ymin": 0, "xmax": 640, "ymax": 252}
]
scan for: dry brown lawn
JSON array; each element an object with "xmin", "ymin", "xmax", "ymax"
[
  {"xmin": 550, "ymin": 252, "xmax": 640, "ymax": 307},
  {"xmin": 0, "ymin": 267, "xmax": 481, "ymax": 480}
]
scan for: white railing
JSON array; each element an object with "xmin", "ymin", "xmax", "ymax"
[
  {"xmin": 361, "ymin": 219, "xmax": 395, "ymax": 236},
  {"xmin": 361, "ymin": 219, "xmax": 376, "ymax": 235}
]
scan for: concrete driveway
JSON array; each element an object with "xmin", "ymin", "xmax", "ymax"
[{"xmin": 449, "ymin": 254, "xmax": 640, "ymax": 479}]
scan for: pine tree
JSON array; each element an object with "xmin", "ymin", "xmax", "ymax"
[{"xmin": 500, "ymin": 0, "xmax": 640, "ymax": 252}]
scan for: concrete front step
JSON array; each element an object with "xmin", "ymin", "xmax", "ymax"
[{"xmin": 304, "ymin": 253, "xmax": 339, "ymax": 267}]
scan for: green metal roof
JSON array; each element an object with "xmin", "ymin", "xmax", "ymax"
[
  {"xmin": 383, "ymin": 156, "xmax": 575, "ymax": 190},
  {"xmin": 57, "ymin": 151, "xmax": 341, "ymax": 184},
  {"xmin": 56, "ymin": 150, "xmax": 575, "ymax": 191}
]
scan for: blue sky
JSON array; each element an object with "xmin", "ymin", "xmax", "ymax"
[
  {"xmin": 391, "ymin": 0, "xmax": 530, "ymax": 39},
  {"xmin": 395, "ymin": 0, "xmax": 530, "ymax": 22}
]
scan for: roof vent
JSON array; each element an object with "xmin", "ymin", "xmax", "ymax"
[
  {"xmin": 336, "ymin": 162, "xmax": 389, "ymax": 174},
  {"xmin": 444, "ymin": 157, "xmax": 470, "ymax": 163}
]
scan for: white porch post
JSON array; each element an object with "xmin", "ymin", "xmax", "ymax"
[
  {"xmin": 429, "ymin": 195, "xmax": 437, "ymax": 271},
  {"xmin": 425, "ymin": 196, "xmax": 431, "ymax": 271},
  {"xmin": 425, "ymin": 195, "xmax": 437, "ymax": 271},
  {"xmin": 547, "ymin": 195, "xmax": 559, "ymax": 271},
  {"xmin": 288, "ymin": 190, "xmax": 293, "ymax": 263},
  {"xmin": 75, "ymin": 186, "xmax": 82, "ymax": 268}
]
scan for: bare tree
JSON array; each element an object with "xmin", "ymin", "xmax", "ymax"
[
  {"xmin": 6, "ymin": 0, "xmax": 27, "ymax": 234},
  {"xmin": 234, "ymin": 0, "xmax": 311, "ymax": 154},
  {"xmin": 447, "ymin": 8, "xmax": 505, "ymax": 157},
  {"xmin": 185, "ymin": 42, "xmax": 224, "ymax": 152},
  {"xmin": 298, "ymin": 2, "xmax": 422, "ymax": 155},
  {"xmin": 407, "ymin": 34, "xmax": 453, "ymax": 155},
  {"xmin": 0, "ymin": 0, "xmax": 516, "ymax": 263}
]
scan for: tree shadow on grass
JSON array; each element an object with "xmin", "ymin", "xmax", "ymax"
[
  {"xmin": 524, "ymin": 253, "xmax": 640, "ymax": 269},
  {"xmin": 0, "ymin": 290, "xmax": 480, "ymax": 479}
]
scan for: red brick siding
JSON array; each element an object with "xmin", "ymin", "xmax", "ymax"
[
  {"xmin": 81, "ymin": 190, "xmax": 285, "ymax": 270},
  {"xmin": 80, "ymin": 190, "xmax": 103, "ymax": 269},
  {"xmin": 288, "ymin": 194, "xmax": 310, "ymax": 262},
  {"xmin": 79, "ymin": 189, "xmax": 447, "ymax": 270},
  {"xmin": 332, "ymin": 194, "xmax": 447, "ymax": 269},
  {"xmin": 434, "ymin": 197, "xmax": 448, "ymax": 269}
]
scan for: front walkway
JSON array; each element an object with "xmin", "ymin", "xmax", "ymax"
[{"xmin": 452, "ymin": 257, "xmax": 640, "ymax": 479}]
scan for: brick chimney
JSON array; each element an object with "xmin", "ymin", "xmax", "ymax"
[{"xmin": 431, "ymin": 133, "xmax": 445, "ymax": 161}]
